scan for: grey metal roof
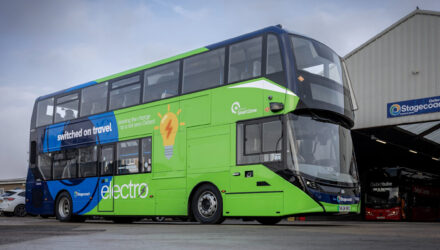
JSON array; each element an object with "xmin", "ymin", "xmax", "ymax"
[
  {"xmin": 344, "ymin": 9, "xmax": 440, "ymax": 59},
  {"xmin": 398, "ymin": 121, "xmax": 440, "ymax": 135},
  {"xmin": 0, "ymin": 177, "xmax": 26, "ymax": 185},
  {"xmin": 425, "ymin": 129, "xmax": 440, "ymax": 144}
]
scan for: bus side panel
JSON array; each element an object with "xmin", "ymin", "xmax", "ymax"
[
  {"xmin": 224, "ymin": 165, "xmax": 323, "ymax": 217},
  {"xmin": 25, "ymin": 168, "xmax": 55, "ymax": 216},
  {"xmin": 45, "ymin": 177, "xmax": 101, "ymax": 215},
  {"xmin": 152, "ymin": 125, "xmax": 187, "ymax": 216},
  {"xmin": 225, "ymin": 192, "xmax": 284, "ymax": 216},
  {"xmin": 186, "ymin": 124, "xmax": 231, "ymax": 211},
  {"xmin": 112, "ymin": 174, "xmax": 154, "ymax": 216},
  {"xmin": 152, "ymin": 100, "xmax": 187, "ymax": 216}
]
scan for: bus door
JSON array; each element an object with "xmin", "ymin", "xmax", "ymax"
[
  {"xmin": 227, "ymin": 117, "xmax": 284, "ymax": 216},
  {"xmin": 98, "ymin": 145, "xmax": 115, "ymax": 212}
]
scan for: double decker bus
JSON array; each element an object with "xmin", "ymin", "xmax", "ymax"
[
  {"xmin": 26, "ymin": 25, "xmax": 360, "ymax": 224},
  {"xmin": 365, "ymin": 168, "xmax": 402, "ymax": 220},
  {"xmin": 365, "ymin": 167, "xmax": 440, "ymax": 221}
]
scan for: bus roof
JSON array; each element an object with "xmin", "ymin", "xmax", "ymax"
[{"xmin": 36, "ymin": 25, "xmax": 289, "ymax": 101}]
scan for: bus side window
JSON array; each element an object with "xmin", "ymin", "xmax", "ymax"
[
  {"xmin": 182, "ymin": 48, "xmax": 225, "ymax": 94},
  {"xmin": 229, "ymin": 37, "xmax": 262, "ymax": 83},
  {"xmin": 109, "ymin": 75, "xmax": 141, "ymax": 110},
  {"xmin": 143, "ymin": 62, "xmax": 180, "ymax": 103},
  {"xmin": 52, "ymin": 152, "xmax": 65, "ymax": 179},
  {"xmin": 79, "ymin": 145, "xmax": 98, "ymax": 178},
  {"xmin": 36, "ymin": 98, "xmax": 54, "ymax": 127},
  {"xmin": 53, "ymin": 150, "xmax": 77, "ymax": 179},
  {"xmin": 38, "ymin": 153, "xmax": 52, "ymax": 180},
  {"xmin": 54, "ymin": 93, "xmax": 79, "ymax": 123},
  {"xmin": 80, "ymin": 82, "xmax": 108, "ymax": 117},
  {"xmin": 117, "ymin": 140, "xmax": 140, "ymax": 175},
  {"xmin": 237, "ymin": 118, "xmax": 282, "ymax": 165},
  {"xmin": 100, "ymin": 146, "xmax": 114, "ymax": 176},
  {"xmin": 266, "ymin": 34, "xmax": 283, "ymax": 75},
  {"xmin": 141, "ymin": 137, "xmax": 152, "ymax": 173}
]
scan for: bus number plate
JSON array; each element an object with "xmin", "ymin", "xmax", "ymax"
[{"xmin": 338, "ymin": 205, "xmax": 351, "ymax": 213}]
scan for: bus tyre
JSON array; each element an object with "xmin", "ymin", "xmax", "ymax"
[
  {"xmin": 191, "ymin": 184, "xmax": 224, "ymax": 224},
  {"xmin": 14, "ymin": 204, "xmax": 27, "ymax": 217},
  {"xmin": 256, "ymin": 217, "xmax": 282, "ymax": 225},
  {"xmin": 55, "ymin": 192, "xmax": 73, "ymax": 222}
]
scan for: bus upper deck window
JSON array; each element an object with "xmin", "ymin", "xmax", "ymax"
[
  {"xmin": 143, "ymin": 62, "xmax": 179, "ymax": 103},
  {"xmin": 182, "ymin": 48, "xmax": 225, "ymax": 94},
  {"xmin": 229, "ymin": 37, "xmax": 262, "ymax": 83},
  {"xmin": 81, "ymin": 82, "xmax": 108, "ymax": 117},
  {"xmin": 36, "ymin": 98, "xmax": 54, "ymax": 127},
  {"xmin": 266, "ymin": 34, "xmax": 283, "ymax": 75},
  {"xmin": 109, "ymin": 75, "xmax": 141, "ymax": 110},
  {"xmin": 54, "ymin": 93, "xmax": 79, "ymax": 123}
]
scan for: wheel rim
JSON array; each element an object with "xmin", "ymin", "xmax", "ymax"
[
  {"xmin": 197, "ymin": 191, "xmax": 217, "ymax": 218},
  {"xmin": 58, "ymin": 197, "xmax": 70, "ymax": 218}
]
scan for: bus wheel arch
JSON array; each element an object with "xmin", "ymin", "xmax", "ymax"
[{"xmin": 189, "ymin": 182, "xmax": 224, "ymax": 224}]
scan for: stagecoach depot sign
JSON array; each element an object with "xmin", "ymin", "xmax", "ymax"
[{"xmin": 387, "ymin": 95, "xmax": 440, "ymax": 118}]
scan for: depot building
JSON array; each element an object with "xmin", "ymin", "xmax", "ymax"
[{"xmin": 344, "ymin": 9, "xmax": 440, "ymax": 191}]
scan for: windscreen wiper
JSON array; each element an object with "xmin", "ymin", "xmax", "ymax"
[{"xmin": 309, "ymin": 111, "xmax": 350, "ymax": 128}]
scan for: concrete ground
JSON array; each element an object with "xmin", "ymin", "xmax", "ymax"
[{"xmin": 0, "ymin": 216, "xmax": 439, "ymax": 250}]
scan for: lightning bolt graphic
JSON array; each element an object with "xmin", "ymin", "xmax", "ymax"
[{"xmin": 165, "ymin": 119, "xmax": 173, "ymax": 139}]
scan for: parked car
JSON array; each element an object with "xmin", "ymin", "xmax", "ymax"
[{"xmin": 0, "ymin": 189, "xmax": 26, "ymax": 217}]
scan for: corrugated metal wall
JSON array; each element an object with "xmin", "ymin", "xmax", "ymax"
[{"xmin": 345, "ymin": 12, "xmax": 440, "ymax": 129}]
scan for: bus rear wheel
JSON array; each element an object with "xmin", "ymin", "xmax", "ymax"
[
  {"xmin": 256, "ymin": 217, "xmax": 282, "ymax": 225},
  {"xmin": 55, "ymin": 192, "xmax": 73, "ymax": 222},
  {"xmin": 191, "ymin": 184, "xmax": 224, "ymax": 224}
]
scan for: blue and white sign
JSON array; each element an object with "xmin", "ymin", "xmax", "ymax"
[{"xmin": 387, "ymin": 96, "xmax": 440, "ymax": 118}]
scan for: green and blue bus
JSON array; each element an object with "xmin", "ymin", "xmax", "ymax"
[{"xmin": 26, "ymin": 25, "xmax": 360, "ymax": 224}]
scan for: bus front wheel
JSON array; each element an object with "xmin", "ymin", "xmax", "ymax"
[
  {"xmin": 55, "ymin": 192, "xmax": 73, "ymax": 222},
  {"xmin": 191, "ymin": 184, "xmax": 224, "ymax": 224}
]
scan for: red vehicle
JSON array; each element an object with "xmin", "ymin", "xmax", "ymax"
[
  {"xmin": 405, "ymin": 184, "xmax": 440, "ymax": 221},
  {"xmin": 364, "ymin": 173, "xmax": 403, "ymax": 221},
  {"xmin": 365, "ymin": 167, "xmax": 440, "ymax": 221}
]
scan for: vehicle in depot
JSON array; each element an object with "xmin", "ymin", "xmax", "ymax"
[
  {"xmin": 0, "ymin": 189, "xmax": 27, "ymax": 217},
  {"xmin": 364, "ymin": 168, "xmax": 403, "ymax": 220},
  {"xmin": 365, "ymin": 167, "xmax": 440, "ymax": 221},
  {"xmin": 26, "ymin": 24, "xmax": 360, "ymax": 224}
]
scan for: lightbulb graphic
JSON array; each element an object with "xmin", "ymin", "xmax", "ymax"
[{"xmin": 155, "ymin": 104, "xmax": 184, "ymax": 159}]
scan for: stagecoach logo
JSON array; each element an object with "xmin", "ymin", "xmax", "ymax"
[
  {"xmin": 387, "ymin": 95, "xmax": 440, "ymax": 118},
  {"xmin": 100, "ymin": 180, "xmax": 149, "ymax": 200},
  {"xmin": 74, "ymin": 191, "xmax": 90, "ymax": 198},
  {"xmin": 389, "ymin": 104, "xmax": 401, "ymax": 116},
  {"xmin": 231, "ymin": 101, "xmax": 257, "ymax": 115},
  {"xmin": 337, "ymin": 196, "xmax": 353, "ymax": 203}
]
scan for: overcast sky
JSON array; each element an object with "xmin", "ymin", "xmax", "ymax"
[{"xmin": 1, "ymin": 0, "xmax": 440, "ymax": 180}]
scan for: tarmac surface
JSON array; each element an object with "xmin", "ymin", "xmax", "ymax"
[{"xmin": 0, "ymin": 216, "xmax": 439, "ymax": 250}]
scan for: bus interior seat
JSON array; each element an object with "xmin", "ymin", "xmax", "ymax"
[
  {"xmin": 252, "ymin": 61, "xmax": 261, "ymax": 77},
  {"xmin": 55, "ymin": 113, "xmax": 63, "ymax": 122},
  {"xmin": 65, "ymin": 110, "xmax": 75, "ymax": 120},
  {"xmin": 229, "ymin": 67, "xmax": 239, "ymax": 82},
  {"xmin": 184, "ymin": 69, "xmax": 222, "ymax": 92}
]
